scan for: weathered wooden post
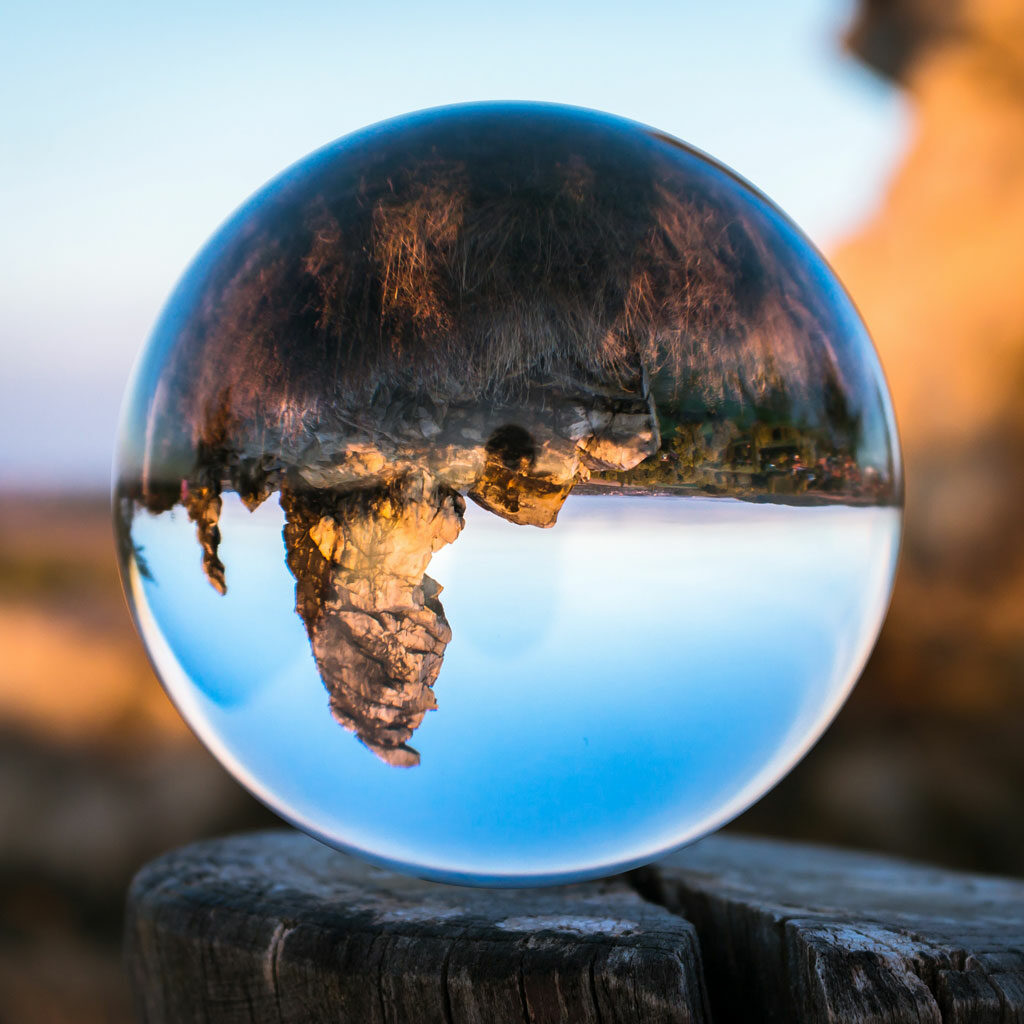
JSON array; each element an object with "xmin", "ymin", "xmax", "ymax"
[
  {"xmin": 126, "ymin": 830, "xmax": 1024, "ymax": 1023},
  {"xmin": 124, "ymin": 831, "xmax": 710, "ymax": 1023}
]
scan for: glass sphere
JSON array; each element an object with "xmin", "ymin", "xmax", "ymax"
[{"xmin": 115, "ymin": 103, "xmax": 901, "ymax": 885}]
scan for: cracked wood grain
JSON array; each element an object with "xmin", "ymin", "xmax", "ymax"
[
  {"xmin": 125, "ymin": 830, "xmax": 1024, "ymax": 1023},
  {"xmin": 124, "ymin": 830, "xmax": 708, "ymax": 1024},
  {"xmin": 634, "ymin": 834, "xmax": 1024, "ymax": 1024}
]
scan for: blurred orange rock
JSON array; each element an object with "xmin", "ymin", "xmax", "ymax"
[{"xmin": 834, "ymin": 0, "xmax": 1024, "ymax": 712}]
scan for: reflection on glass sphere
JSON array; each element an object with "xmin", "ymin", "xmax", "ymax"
[{"xmin": 114, "ymin": 103, "xmax": 901, "ymax": 885}]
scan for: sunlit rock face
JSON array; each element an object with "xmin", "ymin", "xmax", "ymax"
[{"xmin": 115, "ymin": 104, "xmax": 901, "ymax": 883}]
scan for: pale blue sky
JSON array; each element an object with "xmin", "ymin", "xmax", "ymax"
[{"xmin": 0, "ymin": 0, "xmax": 906, "ymax": 489}]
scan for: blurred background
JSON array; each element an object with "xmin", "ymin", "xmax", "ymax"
[{"xmin": 1, "ymin": 0, "xmax": 1022, "ymax": 1018}]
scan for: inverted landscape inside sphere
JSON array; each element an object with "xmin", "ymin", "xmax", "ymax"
[{"xmin": 116, "ymin": 104, "xmax": 900, "ymax": 767}]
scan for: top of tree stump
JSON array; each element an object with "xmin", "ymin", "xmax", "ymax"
[
  {"xmin": 125, "ymin": 829, "xmax": 1024, "ymax": 1023},
  {"xmin": 643, "ymin": 835, "xmax": 1024, "ymax": 1023}
]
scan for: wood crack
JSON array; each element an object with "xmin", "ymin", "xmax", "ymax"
[
  {"xmin": 439, "ymin": 939, "xmax": 456, "ymax": 1024},
  {"xmin": 516, "ymin": 949, "xmax": 533, "ymax": 1024},
  {"xmin": 632, "ymin": 835, "xmax": 1024, "ymax": 1024},
  {"xmin": 587, "ymin": 950, "xmax": 605, "ymax": 1024}
]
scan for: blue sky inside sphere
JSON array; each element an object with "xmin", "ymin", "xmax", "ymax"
[
  {"xmin": 127, "ymin": 494, "xmax": 900, "ymax": 882},
  {"xmin": 0, "ymin": 0, "xmax": 907, "ymax": 490}
]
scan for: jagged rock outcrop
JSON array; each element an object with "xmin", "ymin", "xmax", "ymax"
[
  {"xmin": 157, "ymin": 380, "xmax": 660, "ymax": 765},
  {"xmin": 183, "ymin": 485, "xmax": 225, "ymax": 596},
  {"xmin": 280, "ymin": 478, "xmax": 463, "ymax": 767},
  {"xmin": 166, "ymin": 376, "xmax": 661, "ymax": 765},
  {"xmin": 269, "ymin": 386, "xmax": 657, "ymax": 765}
]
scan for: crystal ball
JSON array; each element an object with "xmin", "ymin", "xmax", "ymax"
[{"xmin": 115, "ymin": 103, "xmax": 901, "ymax": 885}]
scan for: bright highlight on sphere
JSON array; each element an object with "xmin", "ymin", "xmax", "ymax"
[{"xmin": 115, "ymin": 103, "xmax": 902, "ymax": 885}]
